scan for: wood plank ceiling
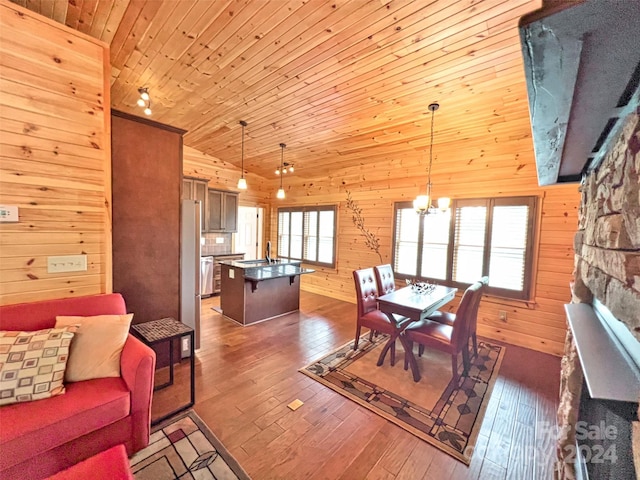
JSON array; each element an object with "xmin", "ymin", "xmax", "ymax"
[{"xmin": 10, "ymin": 0, "xmax": 543, "ymax": 180}]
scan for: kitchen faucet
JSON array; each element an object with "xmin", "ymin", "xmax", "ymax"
[{"xmin": 266, "ymin": 240, "xmax": 272, "ymax": 264}]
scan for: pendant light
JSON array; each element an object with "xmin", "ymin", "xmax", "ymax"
[
  {"xmin": 237, "ymin": 120, "xmax": 248, "ymax": 190},
  {"xmin": 414, "ymin": 102, "xmax": 450, "ymax": 215},
  {"xmin": 277, "ymin": 143, "xmax": 286, "ymax": 199}
]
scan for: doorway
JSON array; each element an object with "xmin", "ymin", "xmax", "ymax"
[{"xmin": 235, "ymin": 206, "xmax": 263, "ymax": 260}]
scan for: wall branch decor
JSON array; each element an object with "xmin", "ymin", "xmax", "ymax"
[{"xmin": 345, "ymin": 190, "xmax": 383, "ymax": 264}]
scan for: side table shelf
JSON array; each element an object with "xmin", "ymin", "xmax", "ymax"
[{"xmin": 130, "ymin": 317, "xmax": 195, "ymax": 425}]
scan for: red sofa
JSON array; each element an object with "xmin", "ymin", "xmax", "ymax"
[{"xmin": 0, "ymin": 293, "xmax": 156, "ymax": 480}]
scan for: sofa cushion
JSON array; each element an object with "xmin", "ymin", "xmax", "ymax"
[
  {"xmin": 55, "ymin": 314, "xmax": 133, "ymax": 382},
  {"xmin": 0, "ymin": 377, "xmax": 131, "ymax": 471},
  {"xmin": 0, "ymin": 326, "xmax": 78, "ymax": 406}
]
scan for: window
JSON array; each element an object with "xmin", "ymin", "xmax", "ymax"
[
  {"xmin": 277, "ymin": 206, "xmax": 337, "ymax": 268},
  {"xmin": 392, "ymin": 197, "xmax": 537, "ymax": 300}
]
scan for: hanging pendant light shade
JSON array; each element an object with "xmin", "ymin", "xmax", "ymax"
[
  {"xmin": 277, "ymin": 143, "xmax": 286, "ymax": 199},
  {"xmin": 237, "ymin": 120, "xmax": 248, "ymax": 190},
  {"xmin": 414, "ymin": 103, "xmax": 450, "ymax": 215}
]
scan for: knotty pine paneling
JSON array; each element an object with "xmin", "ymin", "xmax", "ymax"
[
  {"xmin": 182, "ymin": 145, "xmax": 276, "ymax": 249},
  {"xmin": 182, "ymin": 146, "xmax": 273, "ymax": 208},
  {"xmin": 0, "ymin": 0, "xmax": 110, "ymax": 306},
  {"xmin": 14, "ymin": 0, "xmax": 546, "ymax": 182},
  {"xmin": 268, "ymin": 134, "xmax": 579, "ymax": 357}
]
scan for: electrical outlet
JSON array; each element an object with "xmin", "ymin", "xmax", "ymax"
[
  {"xmin": 47, "ymin": 255, "xmax": 87, "ymax": 273},
  {"xmin": 499, "ymin": 310, "xmax": 507, "ymax": 322},
  {"xmin": 182, "ymin": 337, "xmax": 190, "ymax": 352}
]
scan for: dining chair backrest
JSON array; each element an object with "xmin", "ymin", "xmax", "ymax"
[
  {"xmin": 353, "ymin": 268, "xmax": 380, "ymax": 318},
  {"xmin": 450, "ymin": 281, "xmax": 483, "ymax": 345},
  {"xmin": 472, "ymin": 276, "xmax": 489, "ymax": 316},
  {"xmin": 374, "ymin": 264, "xmax": 396, "ymax": 296}
]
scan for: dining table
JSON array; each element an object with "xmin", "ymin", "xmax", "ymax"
[{"xmin": 378, "ymin": 284, "xmax": 458, "ymax": 382}]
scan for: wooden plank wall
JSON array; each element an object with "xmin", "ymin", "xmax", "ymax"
[
  {"xmin": 182, "ymin": 145, "xmax": 273, "ymax": 207},
  {"xmin": 268, "ymin": 135, "xmax": 580, "ymax": 357},
  {"xmin": 0, "ymin": 0, "xmax": 110, "ymax": 306}
]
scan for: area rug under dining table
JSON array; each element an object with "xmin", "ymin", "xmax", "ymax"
[{"xmin": 300, "ymin": 333, "xmax": 505, "ymax": 464}]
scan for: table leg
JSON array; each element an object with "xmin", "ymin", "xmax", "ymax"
[
  {"xmin": 168, "ymin": 338, "xmax": 174, "ymax": 386},
  {"xmin": 400, "ymin": 335, "xmax": 421, "ymax": 382},
  {"xmin": 376, "ymin": 334, "xmax": 396, "ymax": 366}
]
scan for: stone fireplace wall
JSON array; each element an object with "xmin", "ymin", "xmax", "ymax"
[{"xmin": 556, "ymin": 107, "xmax": 640, "ymax": 479}]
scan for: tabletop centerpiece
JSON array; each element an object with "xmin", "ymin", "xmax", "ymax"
[{"xmin": 405, "ymin": 278, "xmax": 437, "ymax": 295}]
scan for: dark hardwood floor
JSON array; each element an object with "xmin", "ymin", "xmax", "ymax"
[{"xmin": 151, "ymin": 291, "xmax": 561, "ymax": 480}]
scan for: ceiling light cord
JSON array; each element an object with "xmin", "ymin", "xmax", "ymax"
[
  {"xmin": 237, "ymin": 120, "xmax": 248, "ymax": 190},
  {"xmin": 277, "ymin": 143, "xmax": 286, "ymax": 199},
  {"xmin": 426, "ymin": 102, "xmax": 437, "ymax": 199}
]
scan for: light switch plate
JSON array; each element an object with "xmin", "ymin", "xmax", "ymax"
[
  {"xmin": 0, "ymin": 205, "xmax": 19, "ymax": 222},
  {"xmin": 229, "ymin": 268, "xmax": 235, "ymax": 279},
  {"xmin": 47, "ymin": 255, "xmax": 87, "ymax": 273}
]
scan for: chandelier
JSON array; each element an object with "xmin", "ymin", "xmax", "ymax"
[
  {"xmin": 414, "ymin": 102, "xmax": 450, "ymax": 215},
  {"xmin": 237, "ymin": 120, "xmax": 248, "ymax": 190}
]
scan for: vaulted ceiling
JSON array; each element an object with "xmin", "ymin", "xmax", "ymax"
[{"xmin": 10, "ymin": 0, "xmax": 543, "ymax": 179}]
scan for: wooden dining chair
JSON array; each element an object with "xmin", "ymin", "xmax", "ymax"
[
  {"xmin": 402, "ymin": 281, "xmax": 483, "ymax": 383},
  {"xmin": 353, "ymin": 267, "xmax": 404, "ymax": 365},
  {"xmin": 374, "ymin": 264, "xmax": 397, "ymax": 295},
  {"xmin": 426, "ymin": 276, "xmax": 488, "ymax": 357}
]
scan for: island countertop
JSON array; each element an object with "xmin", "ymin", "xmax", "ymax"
[{"xmin": 218, "ymin": 258, "xmax": 314, "ymax": 281}]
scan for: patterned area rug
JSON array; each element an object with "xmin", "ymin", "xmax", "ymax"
[
  {"xmin": 130, "ymin": 410, "xmax": 251, "ymax": 480},
  {"xmin": 300, "ymin": 334, "xmax": 505, "ymax": 464}
]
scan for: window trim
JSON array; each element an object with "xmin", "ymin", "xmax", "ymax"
[
  {"xmin": 277, "ymin": 205, "xmax": 337, "ymax": 268},
  {"xmin": 392, "ymin": 196, "xmax": 538, "ymax": 301}
]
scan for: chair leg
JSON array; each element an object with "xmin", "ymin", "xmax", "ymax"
[
  {"xmin": 390, "ymin": 340, "xmax": 396, "ymax": 366},
  {"xmin": 462, "ymin": 346, "xmax": 470, "ymax": 374},
  {"xmin": 472, "ymin": 332, "xmax": 478, "ymax": 357},
  {"xmin": 451, "ymin": 354, "xmax": 459, "ymax": 384},
  {"xmin": 418, "ymin": 344, "xmax": 424, "ymax": 357},
  {"xmin": 354, "ymin": 325, "xmax": 361, "ymax": 350}
]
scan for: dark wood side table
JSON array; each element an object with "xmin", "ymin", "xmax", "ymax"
[{"xmin": 130, "ymin": 317, "xmax": 195, "ymax": 426}]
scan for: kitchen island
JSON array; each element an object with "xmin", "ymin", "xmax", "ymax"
[{"xmin": 219, "ymin": 259, "xmax": 314, "ymax": 325}]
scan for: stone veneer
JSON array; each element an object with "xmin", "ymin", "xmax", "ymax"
[{"xmin": 555, "ymin": 108, "xmax": 640, "ymax": 479}]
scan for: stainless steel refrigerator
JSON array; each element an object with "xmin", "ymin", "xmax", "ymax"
[{"xmin": 180, "ymin": 199, "xmax": 201, "ymax": 356}]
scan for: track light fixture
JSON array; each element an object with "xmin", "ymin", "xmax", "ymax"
[
  {"xmin": 137, "ymin": 87, "xmax": 152, "ymax": 116},
  {"xmin": 275, "ymin": 162, "xmax": 294, "ymax": 175}
]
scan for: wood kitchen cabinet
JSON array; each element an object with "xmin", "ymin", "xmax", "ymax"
[
  {"xmin": 183, "ymin": 177, "xmax": 207, "ymax": 232},
  {"xmin": 207, "ymin": 189, "xmax": 238, "ymax": 232}
]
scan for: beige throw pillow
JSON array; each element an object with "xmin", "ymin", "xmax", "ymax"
[
  {"xmin": 55, "ymin": 314, "xmax": 133, "ymax": 382},
  {"xmin": 0, "ymin": 326, "xmax": 78, "ymax": 406}
]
